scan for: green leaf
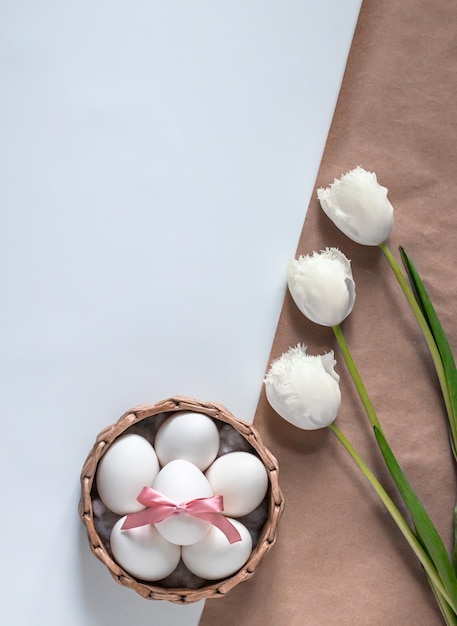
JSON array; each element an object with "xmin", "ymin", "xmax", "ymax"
[
  {"xmin": 400, "ymin": 246, "xmax": 457, "ymax": 573},
  {"xmin": 374, "ymin": 425, "xmax": 457, "ymax": 609},
  {"xmin": 399, "ymin": 246, "xmax": 457, "ymax": 460}
]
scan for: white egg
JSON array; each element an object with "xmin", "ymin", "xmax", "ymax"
[
  {"xmin": 205, "ymin": 451, "xmax": 269, "ymax": 517},
  {"xmin": 182, "ymin": 518, "xmax": 252, "ymax": 580},
  {"xmin": 96, "ymin": 434, "xmax": 160, "ymax": 515},
  {"xmin": 154, "ymin": 412, "xmax": 220, "ymax": 471},
  {"xmin": 110, "ymin": 517, "xmax": 181, "ymax": 581},
  {"xmin": 153, "ymin": 459, "xmax": 213, "ymax": 546}
]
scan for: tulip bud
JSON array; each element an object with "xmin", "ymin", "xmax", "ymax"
[
  {"xmin": 287, "ymin": 248, "xmax": 355, "ymax": 327},
  {"xmin": 317, "ymin": 166, "xmax": 394, "ymax": 246},
  {"xmin": 264, "ymin": 344, "xmax": 341, "ymax": 430}
]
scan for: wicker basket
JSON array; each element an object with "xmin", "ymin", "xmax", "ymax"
[{"xmin": 79, "ymin": 396, "xmax": 284, "ymax": 603}]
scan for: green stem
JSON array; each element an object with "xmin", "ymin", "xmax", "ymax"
[
  {"xmin": 452, "ymin": 502, "xmax": 457, "ymax": 572},
  {"xmin": 428, "ymin": 578, "xmax": 457, "ymax": 626},
  {"xmin": 329, "ymin": 422, "xmax": 457, "ymax": 611},
  {"xmin": 379, "ymin": 242, "xmax": 452, "ymax": 419},
  {"xmin": 332, "ymin": 323, "xmax": 381, "ymax": 430}
]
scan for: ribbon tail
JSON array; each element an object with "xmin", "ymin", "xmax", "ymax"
[
  {"xmin": 121, "ymin": 507, "xmax": 170, "ymax": 530},
  {"xmin": 121, "ymin": 486, "xmax": 178, "ymax": 530},
  {"xmin": 185, "ymin": 495, "xmax": 242, "ymax": 544},
  {"xmin": 205, "ymin": 513, "xmax": 242, "ymax": 544},
  {"xmin": 122, "ymin": 509, "xmax": 152, "ymax": 530}
]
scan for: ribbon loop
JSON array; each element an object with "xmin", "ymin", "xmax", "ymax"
[{"xmin": 121, "ymin": 486, "xmax": 242, "ymax": 544}]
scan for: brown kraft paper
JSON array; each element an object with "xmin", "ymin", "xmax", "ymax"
[{"xmin": 200, "ymin": 0, "xmax": 457, "ymax": 624}]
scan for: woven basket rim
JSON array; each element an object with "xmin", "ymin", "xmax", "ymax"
[{"xmin": 79, "ymin": 396, "xmax": 284, "ymax": 603}]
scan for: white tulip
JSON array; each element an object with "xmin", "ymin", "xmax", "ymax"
[
  {"xmin": 264, "ymin": 344, "xmax": 341, "ymax": 430},
  {"xmin": 287, "ymin": 248, "xmax": 355, "ymax": 327},
  {"xmin": 317, "ymin": 166, "xmax": 394, "ymax": 246}
]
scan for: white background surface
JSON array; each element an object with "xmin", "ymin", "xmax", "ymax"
[{"xmin": 0, "ymin": 2, "xmax": 361, "ymax": 624}]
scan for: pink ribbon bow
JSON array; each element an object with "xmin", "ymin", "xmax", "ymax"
[{"xmin": 120, "ymin": 486, "xmax": 242, "ymax": 544}]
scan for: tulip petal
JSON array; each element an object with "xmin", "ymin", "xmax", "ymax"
[
  {"xmin": 287, "ymin": 248, "xmax": 356, "ymax": 326},
  {"xmin": 264, "ymin": 345, "xmax": 341, "ymax": 430},
  {"xmin": 318, "ymin": 167, "xmax": 394, "ymax": 246}
]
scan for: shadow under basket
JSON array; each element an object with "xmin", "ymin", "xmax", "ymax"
[{"xmin": 79, "ymin": 396, "xmax": 285, "ymax": 603}]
